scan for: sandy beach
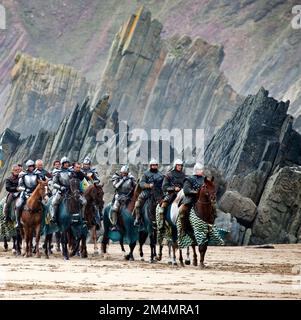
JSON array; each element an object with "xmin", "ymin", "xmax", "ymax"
[{"xmin": 0, "ymin": 243, "xmax": 300, "ymax": 300}]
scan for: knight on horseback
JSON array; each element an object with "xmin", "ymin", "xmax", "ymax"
[
  {"xmin": 50, "ymin": 156, "xmax": 86, "ymax": 224},
  {"xmin": 178, "ymin": 162, "xmax": 205, "ymax": 235},
  {"xmin": 82, "ymin": 156, "xmax": 100, "ymax": 183},
  {"xmin": 157, "ymin": 159, "xmax": 186, "ymax": 233},
  {"xmin": 34, "ymin": 159, "xmax": 52, "ymax": 180},
  {"xmin": 110, "ymin": 165, "xmax": 136, "ymax": 231},
  {"xmin": 15, "ymin": 160, "xmax": 40, "ymax": 228},
  {"xmin": 3, "ymin": 164, "xmax": 21, "ymax": 223},
  {"xmin": 132, "ymin": 158, "xmax": 164, "ymax": 227}
]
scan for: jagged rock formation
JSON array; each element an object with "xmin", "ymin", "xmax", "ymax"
[
  {"xmin": 205, "ymin": 87, "xmax": 301, "ymax": 244},
  {"xmin": 1, "ymin": 53, "xmax": 91, "ymax": 137},
  {"xmin": 251, "ymin": 166, "xmax": 301, "ymax": 244},
  {"xmin": 94, "ymin": 7, "xmax": 242, "ymax": 140}
]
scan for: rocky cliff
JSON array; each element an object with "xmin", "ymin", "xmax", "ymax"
[
  {"xmin": 94, "ymin": 7, "xmax": 242, "ymax": 140},
  {"xmin": 2, "ymin": 0, "xmax": 301, "ymax": 130},
  {"xmin": 0, "ymin": 52, "xmax": 91, "ymax": 137},
  {"xmin": 205, "ymin": 87, "xmax": 301, "ymax": 244}
]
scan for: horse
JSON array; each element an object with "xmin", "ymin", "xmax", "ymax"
[
  {"xmin": 46, "ymin": 178, "xmax": 87, "ymax": 260},
  {"xmin": 156, "ymin": 190, "xmax": 192, "ymax": 266},
  {"xmin": 20, "ymin": 180, "xmax": 48, "ymax": 258},
  {"xmin": 101, "ymin": 184, "xmax": 140, "ymax": 260},
  {"xmin": 84, "ymin": 183, "xmax": 104, "ymax": 254},
  {"xmin": 0, "ymin": 198, "xmax": 22, "ymax": 255},
  {"xmin": 138, "ymin": 188, "xmax": 164, "ymax": 263},
  {"xmin": 188, "ymin": 177, "xmax": 226, "ymax": 268}
]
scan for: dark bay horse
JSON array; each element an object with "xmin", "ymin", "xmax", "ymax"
[
  {"xmin": 190, "ymin": 177, "xmax": 225, "ymax": 268},
  {"xmin": 84, "ymin": 183, "xmax": 104, "ymax": 254},
  {"xmin": 101, "ymin": 184, "xmax": 140, "ymax": 261},
  {"xmin": 20, "ymin": 180, "xmax": 48, "ymax": 258}
]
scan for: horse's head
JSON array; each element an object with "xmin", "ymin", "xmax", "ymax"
[
  {"xmin": 200, "ymin": 176, "xmax": 216, "ymax": 203},
  {"xmin": 69, "ymin": 178, "xmax": 81, "ymax": 198},
  {"xmin": 86, "ymin": 182, "xmax": 104, "ymax": 207},
  {"xmin": 36, "ymin": 180, "xmax": 48, "ymax": 198}
]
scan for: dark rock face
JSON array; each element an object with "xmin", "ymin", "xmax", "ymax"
[
  {"xmin": 251, "ymin": 166, "xmax": 301, "ymax": 244},
  {"xmin": 1, "ymin": 53, "xmax": 91, "ymax": 138}
]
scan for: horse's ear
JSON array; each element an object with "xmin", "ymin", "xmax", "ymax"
[
  {"xmin": 204, "ymin": 176, "xmax": 208, "ymax": 183},
  {"xmin": 211, "ymin": 176, "xmax": 215, "ymax": 182}
]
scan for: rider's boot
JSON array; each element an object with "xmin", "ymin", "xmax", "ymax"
[
  {"xmin": 179, "ymin": 204, "xmax": 189, "ymax": 236},
  {"xmin": 133, "ymin": 199, "xmax": 142, "ymax": 227},
  {"xmin": 50, "ymin": 204, "xmax": 59, "ymax": 224},
  {"xmin": 3, "ymin": 203, "xmax": 11, "ymax": 223},
  {"xmin": 110, "ymin": 209, "xmax": 119, "ymax": 231},
  {"xmin": 15, "ymin": 206, "xmax": 22, "ymax": 229}
]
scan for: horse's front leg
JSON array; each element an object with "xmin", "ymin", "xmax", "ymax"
[
  {"xmin": 139, "ymin": 231, "xmax": 147, "ymax": 261},
  {"xmin": 28, "ymin": 227, "xmax": 33, "ymax": 257},
  {"xmin": 81, "ymin": 235, "xmax": 88, "ymax": 258},
  {"xmin": 35, "ymin": 221, "xmax": 42, "ymax": 258},
  {"xmin": 92, "ymin": 226, "xmax": 98, "ymax": 254},
  {"xmin": 192, "ymin": 244, "xmax": 197, "ymax": 266},
  {"xmin": 199, "ymin": 243, "xmax": 208, "ymax": 269},
  {"xmin": 185, "ymin": 246, "xmax": 191, "ymax": 265},
  {"xmin": 3, "ymin": 236, "xmax": 8, "ymax": 252},
  {"xmin": 179, "ymin": 248, "xmax": 184, "ymax": 267},
  {"xmin": 157, "ymin": 244, "xmax": 163, "ymax": 261}
]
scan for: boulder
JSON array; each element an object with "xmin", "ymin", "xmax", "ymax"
[
  {"xmin": 219, "ymin": 191, "xmax": 257, "ymax": 226},
  {"xmin": 251, "ymin": 166, "xmax": 301, "ymax": 244}
]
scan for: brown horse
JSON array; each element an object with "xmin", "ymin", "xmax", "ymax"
[
  {"xmin": 84, "ymin": 183, "xmax": 104, "ymax": 254},
  {"xmin": 21, "ymin": 180, "xmax": 48, "ymax": 258},
  {"xmin": 190, "ymin": 176, "xmax": 223, "ymax": 268}
]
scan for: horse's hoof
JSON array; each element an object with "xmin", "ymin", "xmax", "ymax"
[
  {"xmin": 64, "ymin": 256, "xmax": 69, "ymax": 261},
  {"xmin": 172, "ymin": 262, "xmax": 178, "ymax": 266},
  {"xmin": 149, "ymin": 259, "xmax": 156, "ymax": 264},
  {"xmin": 193, "ymin": 259, "xmax": 197, "ymax": 267},
  {"xmin": 156, "ymin": 255, "xmax": 162, "ymax": 261},
  {"xmin": 124, "ymin": 254, "xmax": 130, "ymax": 261},
  {"xmin": 140, "ymin": 257, "xmax": 144, "ymax": 262},
  {"xmin": 129, "ymin": 255, "xmax": 134, "ymax": 261},
  {"xmin": 168, "ymin": 261, "xmax": 172, "ymax": 265},
  {"xmin": 45, "ymin": 255, "xmax": 49, "ymax": 259},
  {"xmin": 185, "ymin": 259, "xmax": 191, "ymax": 265},
  {"xmin": 180, "ymin": 262, "xmax": 185, "ymax": 267}
]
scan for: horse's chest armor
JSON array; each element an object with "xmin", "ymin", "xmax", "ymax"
[
  {"xmin": 117, "ymin": 178, "xmax": 133, "ymax": 194},
  {"xmin": 59, "ymin": 171, "xmax": 70, "ymax": 187},
  {"xmin": 24, "ymin": 174, "xmax": 38, "ymax": 189}
]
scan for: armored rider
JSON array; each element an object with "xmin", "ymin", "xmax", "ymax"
[
  {"xmin": 3, "ymin": 164, "xmax": 21, "ymax": 223},
  {"xmin": 178, "ymin": 163, "xmax": 205, "ymax": 235},
  {"xmin": 82, "ymin": 156, "xmax": 100, "ymax": 183},
  {"xmin": 132, "ymin": 159, "xmax": 164, "ymax": 226},
  {"xmin": 157, "ymin": 159, "xmax": 186, "ymax": 232},
  {"xmin": 110, "ymin": 165, "xmax": 136, "ymax": 231},
  {"xmin": 15, "ymin": 160, "xmax": 40, "ymax": 228}
]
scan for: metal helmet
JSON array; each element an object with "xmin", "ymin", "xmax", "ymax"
[
  {"xmin": 193, "ymin": 162, "xmax": 204, "ymax": 175},
  {"xmin": 149, "ymin": 158, "xmax": 158, "ymax": 166},
  {"xmin": 120, "ymin": 165, "xmax": 129, "ymax": 174},
  {"xmin": 83, "ymin": 156, "xmax": 91, "ymax": 165},
  {"xmin": 25, "ymin": 160, "xmax": 35, "ymax": 168},
  {"xmin": 173, "ymin": 159, "xmax": 183, "ymax": 169},
  {"xmin": 60, "ymin": 156, "xmax": 70, "ymax": 165}
]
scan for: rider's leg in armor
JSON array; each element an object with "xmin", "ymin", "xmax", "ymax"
[
  {"xmin": 51, "ymin": 192, "xmax": 62, "ymax": 224},
  {"xmin": 79, "ymin": 195, "xmax": 87, "ymax": 220},
  {"xmin": 133, "ymin": 192, "xmax": 147, "ymax": 226},
  {"xmin": 110, "ymin": 197, "xmax": 120, "ymax": 231},
  {"xmin": 15, "ymin": 195, "xmax": 25, "ymax": 228},
  {"xmin": 158, "ymin": 199, "xmax": 169, "ymax": 232},
  {"xmin": 178, "ymin": 203, "xmax": 192, "ymax": 236}
]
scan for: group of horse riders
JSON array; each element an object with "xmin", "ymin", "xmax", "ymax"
[{"xmin": 3, "ymin": 156, "xmax": 207, "ymax": 238}]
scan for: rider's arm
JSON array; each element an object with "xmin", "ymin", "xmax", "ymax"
[
  {"xmin": 17, "ymin": 176, "xmax": 26, "ymax": 192},
  {"xmin": 112, "ymin": 176, "xmax": 124, "ymax": 189},
  {"xmin": 139, "ymin": 174, "xmax": 152, "ymax": 189},
  {"xmin": 162, "ymin": 175, "xmax": 174, "ymax": 193},
  {"xmin": 5, "ymin": 178, "xmax": 17, "ymax": 193},
  {"xmin": 183, "ymin": 179, "xmax": 197, "ymax": 196},
  {"xmin": 52, "ymin": 173, "xmax": 62, "ymax": 190}
]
